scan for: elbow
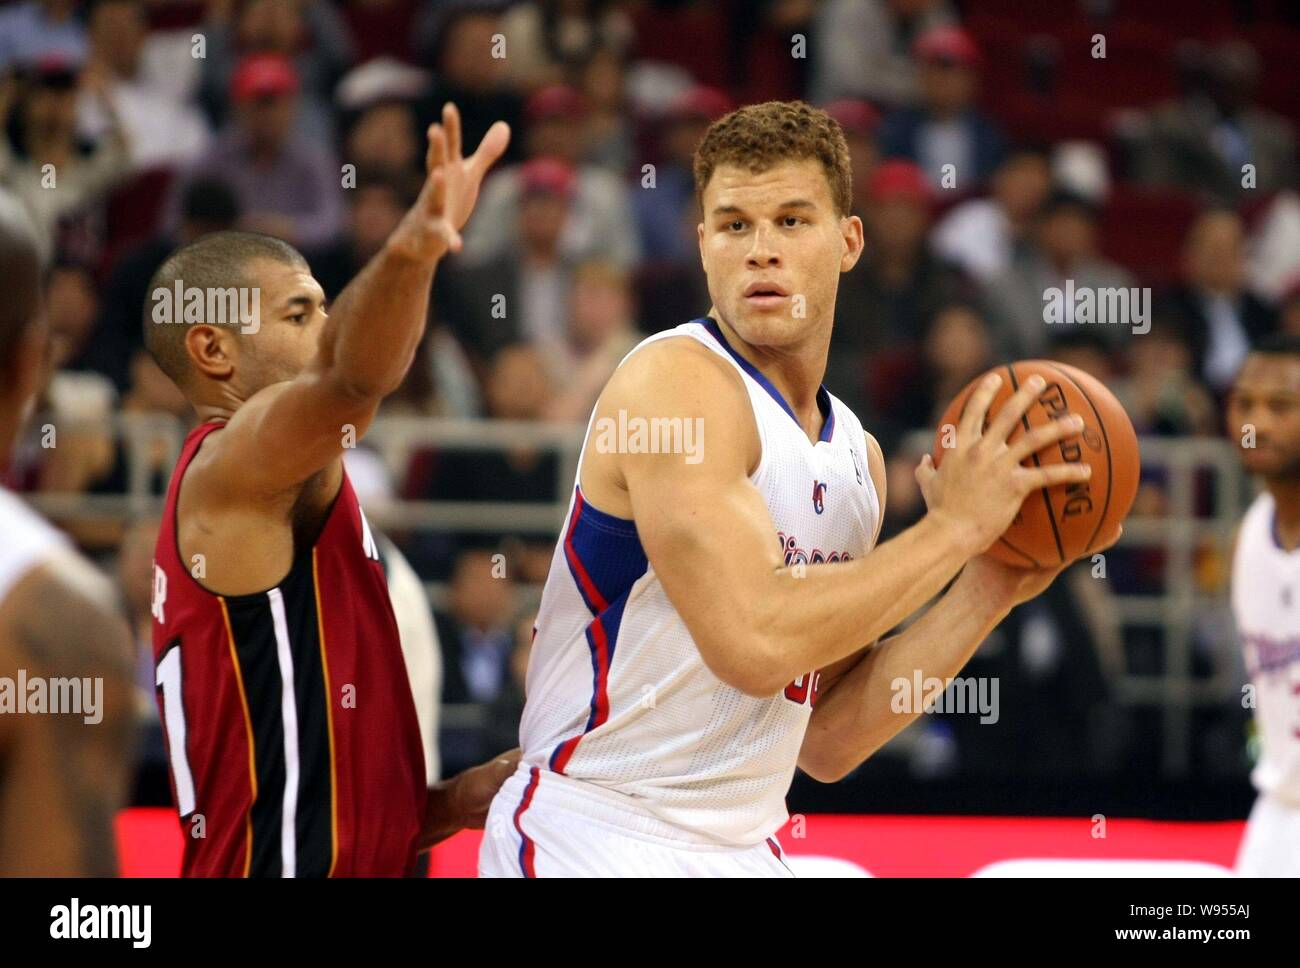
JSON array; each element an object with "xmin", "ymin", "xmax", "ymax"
[
  {"xmin": 798, "ymin": 748, "xmax": 857, "ymax": 784},
  {"xmin": 701, "ymin": 630, "xmax": 795, "ymax": 699}
]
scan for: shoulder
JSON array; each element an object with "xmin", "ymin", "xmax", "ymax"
[{"xmin": 603, "ymin": 332, "xmax": 750, "ymax": 420}]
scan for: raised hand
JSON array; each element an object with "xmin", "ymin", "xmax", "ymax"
[{"xmin": 389, "ymin": 102, "xmax": 511, "ymax": 264}]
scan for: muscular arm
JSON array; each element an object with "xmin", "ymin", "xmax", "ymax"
[
  {"xmin": 797, "ymin": 559, "xmax": 1017, "ymax": 781},
  {"xmin": 595, "ymin": 339, "xmax": 1089, "ymax": 697},
  {"xmin": 0, "ymin": 554, "xmax": 136, "ymax": 875},
  {"xmin": 202, "ymin": 106, "xmax": 510, "ymax": 497}
]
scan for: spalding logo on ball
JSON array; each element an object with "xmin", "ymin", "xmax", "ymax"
[{"xmin": 932, "ymin": 360, "xmax": 1140, "ymax": 569}]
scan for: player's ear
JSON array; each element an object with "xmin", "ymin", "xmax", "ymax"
[
  {"xmin": 186, "ymin": 324, "xmax": 236, "ymax": 382},
  {"xmin": 839, "ymin": 214, "xmax": 864, "ymax": 273}
]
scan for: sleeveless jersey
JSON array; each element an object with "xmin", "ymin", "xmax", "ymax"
[
  {"xmin": 150, "ymin": 421, "xmax": 427, "ymax": 876},
  {"xmin": 1233, "ymin": 491, "xmax": 1300, "ymax": 805},
  {"xmin": 518, "ymin": 319, "xmax": 881, "ymax": 845}
]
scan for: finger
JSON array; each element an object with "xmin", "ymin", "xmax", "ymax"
[
  {"xmin": 1017, "ymin": 461, "xmax": 1093, "ymax": 492},
  {"xmin": 424, "ymin": 167, "xmax": 446, "ymax": 217},
  {"xmin": 1006, "ymin": 414, "xmax": 1085, "ymax": 464},
  {"xmin": 467, "ymin": 120, "xmax": 511, "ymax": 181},
  {"xmin": 424, "ymin": 122, "xmax": 447, "ymax": 176},
  {"xmin": 442, "ymin": 101, "xmax": 462, "ymax": 161},
  {"xmin": 914, "ymin": 453, "xmax": 936, "ymax": 508},
  {"xmin": 985, "ymin": 372, "xmax": 1047, "ymax": 445},
  {"xmin": 957, "ymin": 371, "xmax": 1003, "ymax": 447}
]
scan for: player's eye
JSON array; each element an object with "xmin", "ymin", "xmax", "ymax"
[
  {"xmin": 727, "ymin": 220, "xmax": 746, "ymax": 232},
  {"xmin": 782, "ymin": 215, "xmax": 803, "ymax": 227}
]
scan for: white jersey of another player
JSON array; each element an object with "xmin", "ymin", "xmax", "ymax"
[
  {"xmin": 1233, "ymin": 491, "xmax": 1300, "ymax": 804},
  {"xmin": 489, "ymin": 318, "xmax": 880, "ymax": 869},
  {"xmin": 0, "ymin": 486, "xmax": 71, "ymax": 612}
]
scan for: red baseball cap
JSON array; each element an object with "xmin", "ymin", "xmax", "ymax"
[
  {"xmin": 525, "ymin": 85, "xmax": 586, "ymax": 122},
  {"xmin": 232, "ymin": 53, "xmax": 300, "ymax": 103},
  {"xmin": 519, "ymin": 158, "xmax": 577, "ymax": 198},
  {"xmin": 914, "ymin": 26, "xmax": 982, "ymax": 68},
  {"xmin": 868, "ymin": 160, "xmax": 932, "ymax": 204}
]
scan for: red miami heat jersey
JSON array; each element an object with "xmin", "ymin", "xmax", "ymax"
[{"xmin": 150, "ymin": 421, "xmax": 427, "ymax": 876}]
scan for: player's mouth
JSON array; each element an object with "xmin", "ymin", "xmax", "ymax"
[{"xmin": 743, "ymin": 281, "xmax": 790, "ymax": 308}]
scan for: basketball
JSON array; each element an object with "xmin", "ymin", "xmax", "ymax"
[{"xmin": 932, "ymin": 360, "xmax": 1140, "ymax": 569}]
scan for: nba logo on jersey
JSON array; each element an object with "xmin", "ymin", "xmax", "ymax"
[{"xmin": 813, "ymin": 481, "xmax": 827, "ymax": 514}]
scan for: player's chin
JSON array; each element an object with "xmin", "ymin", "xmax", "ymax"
[{"xmin": 1241, "ymin": 448, "xmax": 1293, "ymax": 476}]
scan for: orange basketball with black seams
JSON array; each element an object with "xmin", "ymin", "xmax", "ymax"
[{"xmin": 932, "ymin": 360, "xmax": 1141, "ymax": 569}]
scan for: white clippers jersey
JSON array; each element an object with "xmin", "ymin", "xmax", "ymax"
[
  {"xmin": 0, "ymin": 486, "xmax": 70, "ymax": 607},
  {"xmin": 517, "ymin": 318, "xmax": 881, "ymax": 846},
  {"xmin": 1232, "ymin": 492, "xmax": 1300, "ymax": 805}
]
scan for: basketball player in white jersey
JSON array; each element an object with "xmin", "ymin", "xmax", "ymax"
[
  {"xmin": 1227, "ymin": 335, "xmax": 1300, "ymax": 876},
  {"xmin": 479, "ymin": 101, "xmax": 1114, "ymax": 877},
  {"xmin": 0, "ymin": 194, "xmax": 136, "ymax": 874}
]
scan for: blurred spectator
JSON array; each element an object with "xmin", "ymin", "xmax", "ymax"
[
  {"xmin": 308, "ymin": 167, "xmax": 419, "ymax": 300},
  {"xmin": 1245, "ymin": 190, "xmax": 1300, "ymax": 303},
  {"xmin": 0, "ymin": 0, "xmax": 86, "ymax": 73},
  {"xmin": 824, "ymin": 98, "xmax": 883, "ymax": 214},
  {"xmin": 633, "ymin": 85, "xmax": 731, "ymax": 266},
  {"xmin": 340, "ymin": 0, "xmax": 424, "ymax": 66},
  {"xmin": 170, "ymin": 53, "xmax": 344, "ymax": 250},
  {"xmin": 879, "ymin": 26, "xmax": 1006, "ymax": 192},
  {"xmin": 0, "ymin": 56, "xmax": 130, "ymax": 263},
  {"xmin": 809, "ymin": 0, "xmax": 956, "ymax": 108},
  {"xmin": 1111, "ymin": 317, "xmax": 1218, "ymax": 437},
  {"xmin": 413, "ymin": 3, "xmax": 524, "ymax": 166},
  {"xmin": 577, "ymin": 45, "xmax": 635, "ymax": 174},
  {"xmin": 436, "ymin": 548, "xmax": 518, "ymax": 705},
  {"xmin": 198, "ymin": 0, "xmax": 354, "ymax": 143},
  {"xmin": 437, "ymin": 157, "xmax": 578, "ymax": 364},
  {"xmin": 982, "ymin": 190, "xmax": 1136, "ymax": 358},
  {"xmin": 463, "ymin": 84, "xmax": 640, "ymax": 268},
  {"xmin": 92, "ymin": 177, "xmax": 240, "ymax": 392},
  {"xmin": 1158, "ymin": 208, "xmax": 1277, "ymax": 395},
  {"xmin": 337, "ymin": 58, "xmax": 427, "ymax": 179},
  {"xmin": 541, "ymin": 260, "xmax": 641, "ymax": 423},
  {"xmin": 932, "ymin": 145, "xmax": 1052, "ymax": 282},
  {"xmin": 829, "ymin": 160, "xmax": 968, "ymax": 418},
  {"xmin": 1279, "ymin": 279, "xmax": 1300, "ymax": 336},
  {"xmin": 485, "ymin": 612, "xmax": 534, "ymax": 754},
  {"xmin": 873, "ymin": 301, "xmax": 995, "ymax": 452},
  {"xmin": 499, "ymin": 0, "xmax": 634, "ymax": 92},
  {"xmin": 1134, "ymin": 40, "xmax": 1297, "ymax": 202},
  {"xmin": 76, "ymin": 0, "xmax": 211, "ymax": 173}
]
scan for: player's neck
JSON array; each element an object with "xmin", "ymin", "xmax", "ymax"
[{"xmin": 708, "ymin": 312, "xmax": 828, "ymax": 441}]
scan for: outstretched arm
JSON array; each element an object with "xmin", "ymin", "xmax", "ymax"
[{"xmin": 208, "ymin": 104, "xmax": 510, "ymax": 496}]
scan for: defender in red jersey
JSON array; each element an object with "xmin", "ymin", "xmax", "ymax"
[{"xmin": 144, "ymin": 104, "xmax": 516, "ymax": 876}]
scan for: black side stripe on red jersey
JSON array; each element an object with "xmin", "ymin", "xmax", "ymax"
[{"xmin": 224, "ymin": 562, "xmax": 334, "ymax": 878}]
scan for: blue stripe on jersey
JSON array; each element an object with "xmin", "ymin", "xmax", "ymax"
[
  {"xmin": 697, "ymin": 317, "xmax": 835, "ymax": 443},
  {"xmin": 549, "ymin": 489, "xmax": 648, "ymax": 774},
  {"xmin": 562, "ymin": 486, "xmax": 646, "ymax": 615}
]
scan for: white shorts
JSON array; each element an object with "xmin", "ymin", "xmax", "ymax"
[
  {"xmin": 478, "ymin": 765, "xmax": 794, "ymax": 878},
  {"xmin": 1236, "ymin": 792, "xmax": 1300, "ymax": 876}
]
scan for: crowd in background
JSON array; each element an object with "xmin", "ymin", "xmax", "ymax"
[{"xmin": 3, "ymin": 0, "xmax": 1299, "ymax": 810}]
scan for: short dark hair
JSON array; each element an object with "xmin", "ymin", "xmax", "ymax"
[
  {"xmin": 694, "ymin": 100, "xmax": 853, "ymax": 217},
  {"xmin": 143, "ymin": 231, "xmax": 307, "ymax": 390}
]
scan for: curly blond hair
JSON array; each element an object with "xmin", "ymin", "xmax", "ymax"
[{"xmin": 693, "ymin": 100, "xmax": 853, "ymax": 217}]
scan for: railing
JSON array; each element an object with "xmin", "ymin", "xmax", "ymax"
[{"xmin": 25, "ymin": 413, "xmax": 1251, "ymax": 777}]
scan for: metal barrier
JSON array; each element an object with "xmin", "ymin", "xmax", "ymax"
[{"xmin": 25, "ymin": 413, "xmax": 1253, "ymax": 777}]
